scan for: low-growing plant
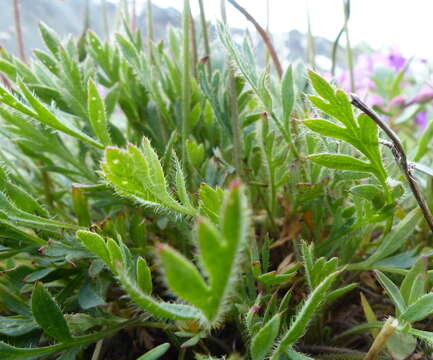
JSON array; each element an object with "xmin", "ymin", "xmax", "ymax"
[{"xmin": 0, "ymin": 4, "xmax": 433, "ymax": 360}]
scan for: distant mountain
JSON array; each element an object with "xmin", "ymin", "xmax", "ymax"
[{"xmin": 0, "ymin": 0, "xmax": 343, "ymax": 69}]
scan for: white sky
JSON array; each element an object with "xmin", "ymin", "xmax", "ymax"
[{"xmin": 111, "ymin": 0, "xmax": 433, "ymax": 59}]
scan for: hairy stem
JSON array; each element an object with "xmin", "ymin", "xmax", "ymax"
[
  {"xmin": 131, "ymin": 0, "xmax": 137, "ymax": 33},
  {"xmin": 228, "ymin": 0, "xmax": 283, "ymax": 78},
  {"xmin": 343, "ymin": 0, "xmax": 355, "ymax": 92},
  {"xmin": 351, "ymin": 94, "xmax": 433, "ymax": 233},
  {"xmin": 12, "ymin": 0, "xmax": 26, "ymax": 63},
  {"xmin": 331, "ymin": 28, "xmax": 344, "ymax": 76},
  {"xmin": 221, "ymin": 0, "xmax": 243, "ymax": 176},
  {"xmin": 198, "ymin": 0, "xmax": 212, "ymax": 76},
  {"xmin": 306, "ymin": 0, "xmax": 316, "ymax": 68},
  {"xmin": 181, "ymin": 0, "xmax": 191, "ymax": 166},
  {"xmin": 189, "ymin": 9, "xmax": 198, "ymax": 78}
]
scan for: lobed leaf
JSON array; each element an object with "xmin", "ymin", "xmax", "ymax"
[
  {"xmin": 101, "ymin": 141, "xmax": 197, "ymax": 216},
  {"xmin": 309, "ymin": 153, "xmax": 373, "ymax": 173}
]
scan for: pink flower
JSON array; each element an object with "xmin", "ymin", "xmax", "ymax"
[
  {"xmin": 387, "ymin": 51, "xmax": 407, "ymax": 71},
  {"xmin": 415, "ymin": 110, "xmax": 428, "ymax": 129},
  {"xmin": 409, "ymin": 87, "xmax": 433, "ymax": 105},
  {"xmin": 389, "ymin": 96, "xmax": 406, "ymax": 108},
  {"xmin": 369, "ymin": 95, "xmax": 384, "ymax": 107}
]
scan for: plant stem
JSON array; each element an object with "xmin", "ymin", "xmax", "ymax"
[
  {"xmin": 131, "ymin": 0, "xmax": 137, "ymax": 33},
  {"xmin": 228, "ymin": 0, "xmax": 283, "ymax": 78},
  {"xmin": 181, "ymin": 0, "xmax": 191, "ymax": 166},
  {"xmin": 364, "ymin": 317, "xmax": 398, "ymax": 360},
  {"xmin": 90, "ymin": 339, "xmax": 103, "ymax": 360},
  {"xmin": 221, "ymin": 0, "xmax": 243, "ymax": 176},
  {"xmin": 198, "ymin": 0, "xmax": 211, "ymax": 76},
  {"xmin": 265, "ymin": 0, "xmax": 270, "ymax": 68},
  {"xmin": 189, "ymin": 9, "xmax": 198, "ymax": 78},
  {"xmin": 306, "ymin": 0, "xmax": 316, "ymax": 68},
  {"xmin": 12, "ymin": 0, "xmax": 26, "ymax": 63},
  {"xmin": 83, "ymin": 0, "xmax": 91, "ymax": 33},
  {"xmin": 147, "ymin": 0, "xmax": 154, "ymax": 46},
  {"xmin": 229, "ymin": 67, "xmax": 244, "ymax": 176},
  {"xmin": 343, "ymin": 0, "xmax": 355, "ymax": 92},
  {"xmin": 351, "ymin": 94, "xmax": 433, "ymax": 234},
  {"xmin": 101, "ymin": 0, "xmax": 110, "ymax": 39},
  {"xmin": 331, "ymin": 28, "xmax": 344, "ymax": 76}
]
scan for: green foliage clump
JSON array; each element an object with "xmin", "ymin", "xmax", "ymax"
[{"xmin": 0, "ymin": 12, "xmax": 432, "ymax": 360}]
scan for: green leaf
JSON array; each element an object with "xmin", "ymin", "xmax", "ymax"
[
  {"xmin": 0, "ymin": 192, "xmax": 76, "ymax": 230},
  {"xmin": 278, "ymin": 271, "xmax": 340, "ymax": 349},
  {"xmin": 358, "ymin": 113, "xmax": 381, "ymax": 163},
  {"xmin": 408, "ymin": 327, "xmax": 433, "ymax": 344},
  {"xmin": 365, "ymin": 208, "xmax": 423, "ymax": 265},
  {"xmin": 375, "ymin": 271, "xmax": 406, "ymax": 314},
  {"xmin": 101, "ymin": 141, "xmax": 196, "ymax": 216},
  {"xmin": 303, "ymin": 119, "xmax": 353, "ymax": 144},
  {"xmin": 282, "ymin": 65, "xmax": 295, "ymax": 127},
  {"xmin": 360, "ymin": 292, "xmax": 379, "ymax": 338},
  {"xmin": 158, "ymin": 243, "xmax": 210, "ymax": 312},
  {"xmin": 186, "ymin": 140, "xmax": 205, "ymax": 168},
  {"xmin": 76, "ymin": 230, "xmax": 111, "ymax": 267},
  {"xmin": 115, "ymin": 263, "xmax": 201, "ymax": 321},
  {"xmin": 106, "ymin": 238, "xmax": 123, "ymax": 270},
  {"xmin": 0, "ymin": 85, "xmax": 37, "ymax": 117},
  {"xmin": 87, "ymin": 79, "xmax": 111, "ymax": 146},
  {"xmin": 250, "ymin": 313, "xmax": 281, "ymax": 360},
  {"xmin": 350, "ymin": 184, "xmax": 383, "ymax": 201},
  {"xmin": 400, "ymin": 293, "xmax": 433, "ymax": 323},
  {"xmin": 71, "ymin": 186, "xmax": 90, "ymax": 227},
  {"xmin": 0, "ymin": 59, "xmax": 17, "ymax": 78},
  {"xmin": 160, "ymin": 180, "xmax": 249, "ymax": 324},
  {"xmin": 307, "ymin": 70, "xmax": 387, "ymax": 183},
  {"xmin": 327, "ymin": 282, "xmax": 357, "ymax": 303},
  {"xmin": 257, "ymin": 271, "xmax": 296, "ymax": 286},
  {"xmin": 31, "ymin": 282, "xmax": 72, "ymax": 343},
  {"xmin": 174, "ymin": 157, "xmax": 193, "ymax": 209},
  {"xmin": 137, "ymin": 343, "xmax": 170, "ymax": 360},
  {"xmin": 285, "ymin": 348, "xmax": 314, "ymax": 360},
  {"xmin": 39, "ymin": 22, "xmax": 61, "ymax": 57},
  {"xmin": 408, "ymin": 274, "xmax": 426, "ymax": 305},
  {"xmin": 199, "ymin": 184, "xmax": 224, "ymax": 224},
  {"xmin": 401, "ymin": 256, "xmax": 427, "ymax": 304},
  {"xmin": 309, "ymin": 153, "xmax": 373, "ymax": 173},
  {"xmin": 78, "ymin": 280, "xmax": 106, "ymax": 310},
  {"xmin": 78, "ymin": 231, "xmax": 200, "ymax": 321},
  {"xmin": 136, "ymin": 257, "xmax": 153, "ymax": 295},
  {"xmin": 17, "ymin": 81, "xmax": 103, "ymax": 149},
  {"xmin": 386, "ymin": 331, "xmax": 417, "ymax": 360},
  {"xmin": 0, "ymin": 341, "xmax": 56, "ymax": 359},
  {"xmin": 0, "ymin": 316, "xmax": 38, "ymax": 336},
  {"xmin": 308, "ymin": 71, "xmax": 336, "ymax": 102},
  {"xmin": 301, "ymin": 241, "xmax": 314, "ymax": 290},
  {"xmin": 0, "ymin": 284, "xmax": 31, "ymax": 316}
]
